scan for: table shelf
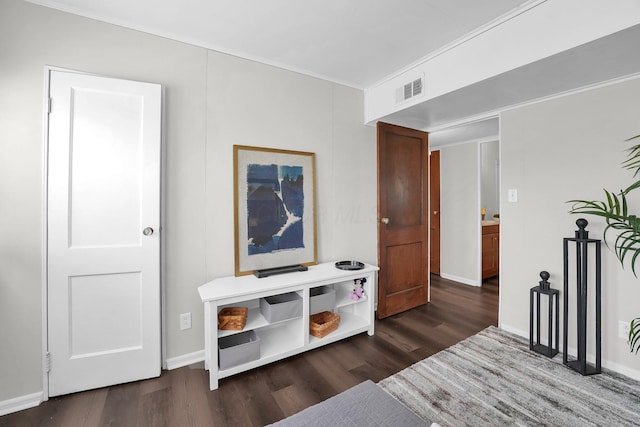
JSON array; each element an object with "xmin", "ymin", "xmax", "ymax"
[{"xmin": 199, "ymin": 262, "xmax": 378, "ymax": 390}]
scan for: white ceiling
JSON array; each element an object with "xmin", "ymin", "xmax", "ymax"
[{"xmin": 27, "ymin": 0, "xmax": 529, "ymax": 89}]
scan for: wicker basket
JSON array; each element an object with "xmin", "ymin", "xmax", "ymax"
[
  {"xmin": 218, "ymin": 307, "xmax": 248, "ymax": 330},
  {"xmin": 309, "ymin": 311, "xmax": 340, "ymax": 338}
]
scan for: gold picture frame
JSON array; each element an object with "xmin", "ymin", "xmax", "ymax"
[{"xmin": 233, "ymin": 145, "xmax": 317, "ymax": 276}]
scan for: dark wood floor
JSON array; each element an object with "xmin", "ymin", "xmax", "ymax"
[{"xmin": 1, "ymin": 274, "xmax": 498, "ymax": 427}]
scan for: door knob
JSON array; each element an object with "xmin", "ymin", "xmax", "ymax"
[
  {"xmin": 433, "ymin": 210, "xmax": 438, "ymax": 215},
  {"xmin": 143, "ymin": 227, "xmax": 154, "ymax": 236},
  {"xmin": 381, "ymin": 217, "xmax": 390, "ymax": 224}
]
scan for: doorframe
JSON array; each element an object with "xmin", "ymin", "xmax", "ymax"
[
  {"xmin": 478, "ymin": 138, "xmax": 501, "ymax": 285},
  {"xmin": 40, "ymin": 66, "xmax": 52, "ymax": 403},
  {"xmin": 40, "ymin": 66, "xmax": 166, "ymax": 400},
  {"xmin": 428, "ymin": 149, "xmax": 440, "ymax": 282}
]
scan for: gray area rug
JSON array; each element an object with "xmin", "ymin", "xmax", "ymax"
[
  {"xmin": 267, "ymin": 379, "xmax": 428, "ymax": 427},
  {"xmin": 379, "ymin": 326, "xmax": 640, "ymax": 426}
]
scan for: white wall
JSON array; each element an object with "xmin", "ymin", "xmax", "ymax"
[
  {"xmin": 0, "ymin": 0, "xmax": 376, "ymax": 405},
  {"xmin": 500, "ymin": 76, "xmax": 640, "ymax": 378},
  {"xmin": 439, "ymin": 143, "xmax": 481, "ymax": 286}
]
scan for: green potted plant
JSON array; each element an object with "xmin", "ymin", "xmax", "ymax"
[{"xmin": 569, "ymin": 134, "xmax": 640, "ymax": 354}]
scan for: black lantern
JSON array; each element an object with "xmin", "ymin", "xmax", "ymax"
[
  {"xmin": 563, "ymin": 218, "xmax": 601, "ymax": 375},
  {"xmin": 530, "ymin": 271, "xmax": 559, "ymax": 357}
]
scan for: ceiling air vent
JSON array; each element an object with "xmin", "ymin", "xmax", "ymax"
[
  {"xmin": 404, "ymin": 82, "xmax": 412, "ymax": 100},
  {"xmin": 395, "ymin": 76, "xmax": 424, "ymax": 103},
  {"xmin": 412, "ymin": 78, "xmax": 422, "ymax": 97}
]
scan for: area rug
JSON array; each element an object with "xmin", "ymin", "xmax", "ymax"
[
  {"xmin": 379, "ymin": 326, "xmax": 640, "ymax": 426},
  {"xmin": 267, "ymin": 379, "xmax": 429, "ymax": 426}
]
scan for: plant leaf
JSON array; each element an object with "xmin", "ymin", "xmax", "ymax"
[{"xmin": 630, "ymin": 318, "xmax": 640, "ymax": 354}]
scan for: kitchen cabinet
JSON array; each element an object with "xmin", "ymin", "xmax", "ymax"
[{"xmin": 482, "ymin": 224, "xmax": 499, "ymax": 279}]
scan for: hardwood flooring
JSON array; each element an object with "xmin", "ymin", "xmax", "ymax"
[{"xmin": 0, "ymin": 274, "xmax": 498, "ymax": 427}]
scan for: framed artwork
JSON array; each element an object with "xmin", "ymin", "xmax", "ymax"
[{"xmin": 233, "ymin": 145, "xmax": 317, "ymax": 276}]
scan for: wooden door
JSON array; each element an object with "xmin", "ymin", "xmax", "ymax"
[
  {"xmin": 377, "ymin": 122, "xmax": 429, "ymax": 319},
  {"xmin": 430, "ymin": 150, "xmax": 441, "ymax": 275},
  {"xmin": 47, "ymin": 70, "xmax": 162, "ymax": 396}
]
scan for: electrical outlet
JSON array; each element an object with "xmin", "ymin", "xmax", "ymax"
[
  {"xmin": 619, "ymin": 320, "xmax": 630, "ymax": 339},
  {"xmin": 180, "ymin": 312, "xmax": 192, "ymax": 330}
]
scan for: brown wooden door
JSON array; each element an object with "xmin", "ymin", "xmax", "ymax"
[
  {"xmin": 429, "ymin": 150, "xmax": 441, "ymax": 275},
  {"xmin": 377, "ymin": 122, "xmax": 429, "ymax": 319}
]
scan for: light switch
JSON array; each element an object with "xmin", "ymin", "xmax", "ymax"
[{"xmin": 508, "ymin": 189, "xmax": 518, "ymax": 202}]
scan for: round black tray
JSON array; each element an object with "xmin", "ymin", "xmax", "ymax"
[{"xmin": 335, "ymin": 260, "xmax": 365, "ymax": 271}]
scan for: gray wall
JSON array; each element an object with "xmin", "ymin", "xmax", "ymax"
[
  {"xmin": 500, "ymin": 77, "xmax": 640, "ymax": 376},
  {"xmin": 0, "ymin": 0, "xmax": 376, "ymax": 402},
  {"xmin": 439, "ymin": 143, "xmax": 480, "ymax": 285}
]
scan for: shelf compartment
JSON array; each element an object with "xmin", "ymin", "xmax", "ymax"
[
  {"xmin": 309, "ymin": 285, "xmax": 336, "ymax": 314},
  {"xmin": 309, "ymin": 311, "xmax": 340, "ymax": 338},
  {"xmin": 308, "ymin": 312, "xmax": 369, "ymax": 346},
  {"xmin": 217, "ymin": 307, "xmax": 265, "ymax": 337},
  {"xmin": 218, "ymin": 305, "xmax": 306, "ymax": 338},
  {"xmin": 218, "ymin": 330, "xmax": 260, "ymax": 370},
  {"xmin": 334, "ymin": 277, "xmax": 371, "ymax": 308},
  {"xmin": 219, "ymin": 320, "xmax": 304, "ymax": 378}
]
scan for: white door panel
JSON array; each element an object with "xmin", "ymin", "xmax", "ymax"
[
  {"xmin": 69, "ymin": 87, "xmax": 143, "ymax": 247},
  {"xmin": 47, "ymin": 70, "xmax": 161, "ymax": 396}
]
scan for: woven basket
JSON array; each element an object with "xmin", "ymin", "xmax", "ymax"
[
  {"xmin": 309, "ymin": 311, "xmax": 340, "ymax": 338},
  {"xmin": 218, "ymin": 307, "xmax": 248, "ymax": 330}
]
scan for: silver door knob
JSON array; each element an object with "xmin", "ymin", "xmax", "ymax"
[
  {"xmin": 143, "ymin": 227, "xmax": 154, "ymax": 236},
  {"xmin": 381, "ymin": 217, "xmax": 390, "ymax": 224}
]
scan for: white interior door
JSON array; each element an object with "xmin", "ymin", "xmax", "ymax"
[{"xmin": 47, "ymin": 70, "xmax": 162, "ymax": 396}]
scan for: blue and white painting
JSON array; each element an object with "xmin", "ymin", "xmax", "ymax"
[{"xmin": 246, "ymin": 163, "xmax": 304, "ymax": 255}]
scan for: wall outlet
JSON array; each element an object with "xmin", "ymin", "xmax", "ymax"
[
  {"xmin": 180, "ymin": 312, "xmax": 192, "ymax": 330},
  {"xmin": 619, "ymin": 320, "xmax": 630, "ymax": 339}
]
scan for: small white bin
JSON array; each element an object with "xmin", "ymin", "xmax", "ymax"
[
  {"xmin": 218, "ymin": 330, "xmax": 260, "ymax": 370},
  {"xmin": 260, "ymin": 292, "xmax": 302, "ymax": 323},
  {"xmin": 309, "ymin": 286, "xmax": 336, "ymax": 315}
]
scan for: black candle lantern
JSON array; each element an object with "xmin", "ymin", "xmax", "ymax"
[
  {"xmin": 563, "ymin": 218, "xmax": 601, "ymax": 375},
  {"xmin": 530, "ymin": 270, "xmax": 559, "ymax": 357}
]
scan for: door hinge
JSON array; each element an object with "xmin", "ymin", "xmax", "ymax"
[
  {"xmin": 44, "ymin": 351, "xmax": 51, "ymax": 373},
  {"xmin": 47, "ymin": 97, "xmax": 52, "ymax": 115}
]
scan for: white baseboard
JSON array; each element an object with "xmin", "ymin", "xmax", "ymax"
[
  {"xmin": 604, "ymin": 360, "xmax": 640, "ymax": 381},
  {"xmin": 0, "ymin": 391, "xmax": 43, "ymax": 417},
  {"xmin": 499, "ymin": 323, "xmax": 528, "ymax": 338},
  {"xmin": 499, "ymin": 323, "xmax": 640, "ymax": 381},
  {"xmin": 165, "ymin": 350, "xmax": 205, "ymax": 370},
  {"xmin": 440, "ymin": 273, "xmax": 481, "ymax": 287}
]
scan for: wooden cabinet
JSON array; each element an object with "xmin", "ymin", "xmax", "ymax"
[
  {"xmin": 482, "ymin": 224, "xmax": 499, "ymax": 279},
  {"xmin": 198, "ymin": 262, "xmax": 378, "ymax": 390}
]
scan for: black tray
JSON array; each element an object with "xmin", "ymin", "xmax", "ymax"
[{"xmin": 335, "ymin": 261, "xmax": 365, "ymax": 271}]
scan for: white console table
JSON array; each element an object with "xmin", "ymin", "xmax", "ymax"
[{"xmin": 198, "ymin": 262, "xmax": 378, "ymax": 390}]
